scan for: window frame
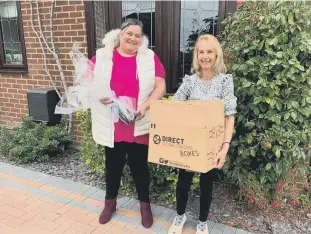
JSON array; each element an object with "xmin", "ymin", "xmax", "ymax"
[
  {"xmin": 0, "ymin": 1, "xmax": 28, "ymax": 74},
  {"xmin": 84, "ymin": 1, "xmax": 121, "ymax": 59}
]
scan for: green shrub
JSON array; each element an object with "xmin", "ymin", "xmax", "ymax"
[
  {"xmin": 0, "ymin": 116, "xmax": 71, "ymax": 163},
  {"xmin": 221, "ymin": 1, "xmax": 311, "ymax": 207},
  {"xmin": 76, "ymin": 110, "xmax": 105, "ymax": 173}
]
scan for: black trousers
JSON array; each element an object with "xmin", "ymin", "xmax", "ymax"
[
  {"xmin": 176, "ymin": 169, "xmax": 216, "ymax": 222},
  {"xmin": 104, "ymin": 142, "xmax": 150, "ymax": 203}
]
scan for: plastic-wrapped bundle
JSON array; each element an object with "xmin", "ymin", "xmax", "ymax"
[
  {"xmin": 54, "ymin": 42, "xmax": 97, "ymax": 113},
  {"xmin": 110, "ymin": 94, "xmax": 139, "ymax": 124},
  {"xmin": 55, "ymin": 42, "xmax": 139, "ymax": 125}
]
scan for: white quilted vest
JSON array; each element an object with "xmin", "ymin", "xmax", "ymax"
[{"xmin": 91, "ymin": 29, "xmax": 155, "ymax": 148}]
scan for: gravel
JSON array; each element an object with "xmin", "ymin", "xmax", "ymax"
[{"xmin": 1, "ymin": 150, "xmax": 310, "ymax": 234}]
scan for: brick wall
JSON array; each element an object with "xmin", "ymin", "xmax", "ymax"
[{"xmin": 0, "ymin": 0, "xmax": 87, "ymax": 143}]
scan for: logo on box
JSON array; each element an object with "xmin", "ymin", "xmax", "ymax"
[
  {"xmin": 152, "ymin": 134, "xmax": 184, "ymax": 145},
  {"xmin": 159, "ymin": 158, "xmax": 168, "ymax": 164},
  {"xmin": 153, "ymin": 134, "xmax": 161, "ymax": 144}
]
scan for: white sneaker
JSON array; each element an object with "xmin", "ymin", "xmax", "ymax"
[
  {"xmin": 168, "ymin": 214, "xmax": 187, "ymax": 234},
  {"xmin": 196, "ymin": 222, "xmax": 209, "ymax": 234}
]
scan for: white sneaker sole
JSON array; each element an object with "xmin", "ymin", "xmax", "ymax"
[
  {"xmin": 168, "ymin": 215, "xmax": 187, "ymax": 234},
  {"xmin": 196, "ymin": 223, "xmax": 209, "ymax": 234}
]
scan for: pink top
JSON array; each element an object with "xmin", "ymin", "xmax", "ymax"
[{"xmin": 91, "ymin": 49, "xmax": 166, "ymax": 145}]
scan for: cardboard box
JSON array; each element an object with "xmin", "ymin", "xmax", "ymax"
[{"xmin": 148, "ymin": 100, "xmax": 225, "ymax": 173}]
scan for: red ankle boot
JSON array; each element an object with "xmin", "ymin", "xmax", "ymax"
[
  {"xmin": 99, "ymin": 199, "xmax": 116, "ymax": 224},
  {"xmin": 140, "ymin": 202, "xmax": 153, "ymax": 228}
]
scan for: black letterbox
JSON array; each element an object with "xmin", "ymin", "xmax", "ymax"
[{"xmin": 27, "ymin": 87, "xmax": 61, "ymax": 126}]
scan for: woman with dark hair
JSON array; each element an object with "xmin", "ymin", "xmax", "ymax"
[{"xmin": 90, "ymin": 18, "xmax": 166, "ymax": 228}]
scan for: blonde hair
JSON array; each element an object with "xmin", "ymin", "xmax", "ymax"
[{"xmin": 192, "ymin": 34, "xmax": 227, "ymax": 74}]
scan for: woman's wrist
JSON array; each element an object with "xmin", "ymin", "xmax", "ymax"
[
  {"xmin": 140, "ymin": 101, "xmax": 150, "ymax": 110},
  {"xmin": 221, "ymin": 142, "xmax": 230, "ymax": 151}
]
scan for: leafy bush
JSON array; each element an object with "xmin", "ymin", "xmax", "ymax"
[
  {"xmin": 0, "ymin": 116, "xmax": 71, "ymax": 163},
  {"xmin": 221, "ymin": 1, "xmax": 311, "ymax": 207},
  {"xmin": 76, "ymin": 110, "xmax": 105, "ymax": 173}
]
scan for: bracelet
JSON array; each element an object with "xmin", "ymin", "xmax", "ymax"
[{"xmin": 222, "ymin": 142, "xmax": 231, "ymax": 147}]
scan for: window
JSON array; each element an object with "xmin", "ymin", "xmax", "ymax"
[
  {"xmin": 85, "ymin": 0, "xmax": 236, "ymax": 93},
  {"xmin": 0, "ymin": 1, "xmax": 27, "ymax": 73},
  {"xmin": 93, "ymin": 1, "xmax": 106, "ymax": 50},
  {"xmin": 179, "ymin": 1, "xmax": 220, "ymax": 78},
  {"xmin": 121, "ymin": 1, "xmax": 155, "ymax": 50}
]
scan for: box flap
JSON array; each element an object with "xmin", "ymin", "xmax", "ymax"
[{"xmin": 150, "ymin": 100, "xmax": 224, "ymax": 129}]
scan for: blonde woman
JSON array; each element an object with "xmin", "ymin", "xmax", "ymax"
[{"xmin": 168, "ymin": 34, "xmax": 237, "ymax": 234}]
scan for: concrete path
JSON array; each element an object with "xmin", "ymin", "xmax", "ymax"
[{"xmin": 0, "ymin": 162, "xmax": 253, "ymax": 234}]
